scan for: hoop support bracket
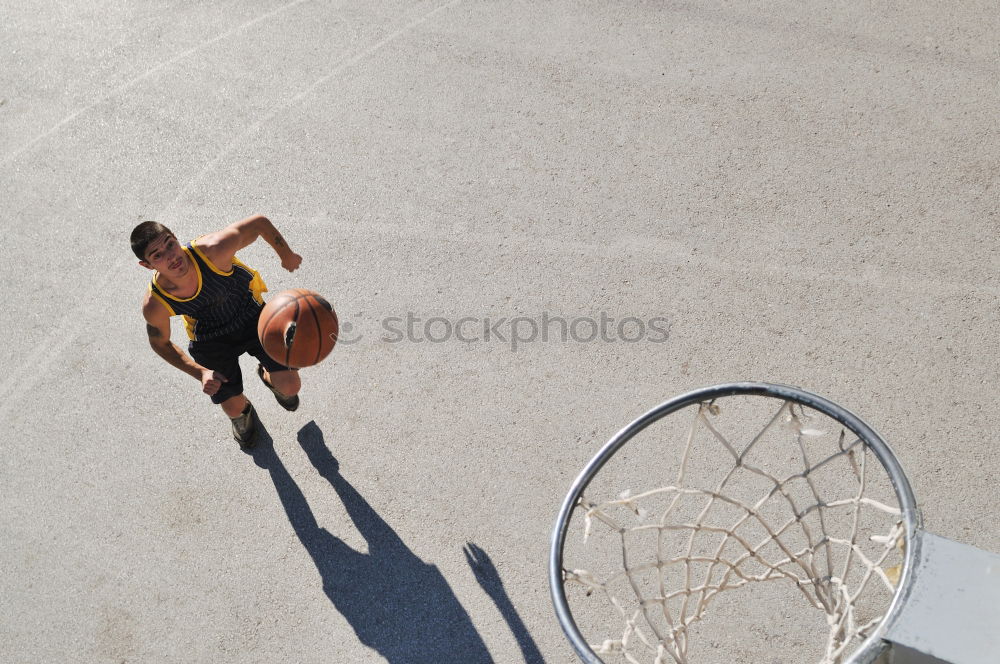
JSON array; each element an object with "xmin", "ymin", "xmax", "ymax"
[{"xmin": 882, "ymin": 530, "xmax": 1000, "ymax": 663}]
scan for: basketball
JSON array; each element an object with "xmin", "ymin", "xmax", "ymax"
[{"xmin": 258, "ymin": 289, "xmax": 339, "ymax": 368}]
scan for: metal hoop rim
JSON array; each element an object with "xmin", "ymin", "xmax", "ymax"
[{"xmin": 549, "ymin": 382, "xmax": 922, "ymax": 664}]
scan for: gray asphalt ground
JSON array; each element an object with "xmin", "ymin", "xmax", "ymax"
[{"xmin": 2, "ymin": 1, "xmax": 998, "ymax": 662}]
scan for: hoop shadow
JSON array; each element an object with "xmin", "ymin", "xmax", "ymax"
[{"xmin": 250, "ymin": 421, "xmax": 542, "ymax": 663}]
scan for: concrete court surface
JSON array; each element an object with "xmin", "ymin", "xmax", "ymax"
[{"xmin": 2, "ymin": 1, "xmax": 998, "ymax": 662}]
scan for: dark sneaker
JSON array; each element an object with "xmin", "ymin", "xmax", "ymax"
[
  {"xmin": 258, "ymin": 364, "xmax": 300, "ymax": 412},
  {"xmin": 231, "ymin": 402, "xmax": 258, "ymax": 448}
]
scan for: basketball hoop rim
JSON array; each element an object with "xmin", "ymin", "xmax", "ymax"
[{"xmin": 549, "ymin": 381, "xmax": 923, "ymax": 664}]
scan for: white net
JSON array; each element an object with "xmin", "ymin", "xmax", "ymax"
[{"xmin": 561, "ymin": 398, "xmax": 905, "ymax": 664}]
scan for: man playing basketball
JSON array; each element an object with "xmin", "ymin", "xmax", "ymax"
[{"xmin": 132, "ymin": 214, "xmax": 303, "ymax": 448}]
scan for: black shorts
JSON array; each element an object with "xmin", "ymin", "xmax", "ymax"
[{"xmin": 189, "ymin": 315, "xmax": 293, "ymax": 404}]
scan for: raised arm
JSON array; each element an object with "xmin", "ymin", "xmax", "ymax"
[{"xmin": 200, "ymin": 214, "xmax": 302, "ymax": 272}]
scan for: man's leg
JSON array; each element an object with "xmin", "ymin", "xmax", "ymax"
[
  {"xmin": 221, "ymin": 393, "xmax": 249, "ymax": 417},
  {"xmin": 222, "ymin": 393, "xmax": 257, "ymax": 448},
  {"xmin": 262, "ymin": 368, "xmax": 301, "ymax": 397},
  {"xmin": 255, "ymin": 360, "xmax": 301, "ymax": 411},
  {"xmin": 246, "ymin": 313, "xmax": 301, "ymax": 411},
  {"xmin": 190, "ymin": 338, "xmax": 257, "ymax": 447}
]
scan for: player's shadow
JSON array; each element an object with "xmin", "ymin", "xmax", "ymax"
[
  {"xmin": 464, "ymin": 542, "xmax": 546, "ymax": 664},
  {"xmin": 251, "ymin": 421, "xmax": 543, "ymax": 663}
]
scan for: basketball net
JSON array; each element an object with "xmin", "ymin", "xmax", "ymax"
[{"xmin": 562, "ymin": 400, "xmax": 905, "ymax": 664}]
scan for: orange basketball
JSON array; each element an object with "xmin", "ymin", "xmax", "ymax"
[{"xmin": 258, "ymin": 289, "xmax": 339, "ymax": 368}]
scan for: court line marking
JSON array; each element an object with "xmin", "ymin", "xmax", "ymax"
[
  {"xmin": 1, "ymin": 0, "xmax": 314, "ymax": 167},
  {"xmin": 0, "ymin": 0, "xmax": 464, "ymax": 417},
  {"xmin": 2, "ymin": 222, "xmax": 991, "ymax": 424},
  {"xmin": 327, "ymin": 217, "xmax": 1000, "ymax": 298},
  {"xmin": 165, "ymin": 0, "xmax": 464, "ymax": 217}
]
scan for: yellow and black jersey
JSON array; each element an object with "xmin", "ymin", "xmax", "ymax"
[{"xmin": 148, "ymin": 238, "xmax": 268, "ymax": 341}]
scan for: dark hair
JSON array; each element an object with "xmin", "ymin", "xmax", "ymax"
[{"xmin": 130, "ymin": 221, "xmax": 173, "ymax": 260}]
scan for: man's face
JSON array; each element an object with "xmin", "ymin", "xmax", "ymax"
[{"xmin": 139, "ymin": 233, "xmax": 189, "ymax": 277}]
